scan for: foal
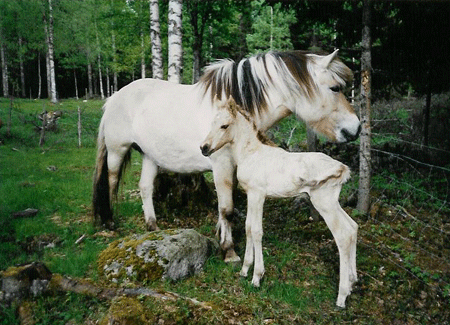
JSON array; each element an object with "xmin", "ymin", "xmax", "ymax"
[{"xmin": 200, "ymin": 99, "xmax": 358, "ymax": 308}]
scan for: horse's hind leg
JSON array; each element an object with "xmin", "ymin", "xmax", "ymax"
[
  {"xmin": 139, "ymin": 156, "xmax": 160, "ymax": 231},
  {"xmin": 310, "ymin": 186, "xmax": 358, "ymax": 308}
]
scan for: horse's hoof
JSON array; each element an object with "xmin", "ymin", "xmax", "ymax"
[
  {"xmin": 239, "ymin": 269, "xmax": 248, "ymax": 278},
  {"xmin": 224, "ymin": 250, "xmax": 241, "ymax": 264}
]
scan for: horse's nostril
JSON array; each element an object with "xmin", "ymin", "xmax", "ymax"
[
  {"xmin": 342, "ymin": 125, "xmax": 361, "ymax": 142},
  {"xmin": 201, "ymin": 144, "xmax": 210, "ymax": 156}
]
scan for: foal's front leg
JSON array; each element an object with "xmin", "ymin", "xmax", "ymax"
[{"xmin": 211, "ymin": 153, "xmax": 240, "ymax": 263}]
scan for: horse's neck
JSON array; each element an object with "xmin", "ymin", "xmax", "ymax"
[{"xmin": 231, "ymin": 114, "xmax": 263, "ymax": 164}]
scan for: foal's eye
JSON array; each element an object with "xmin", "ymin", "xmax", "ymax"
[
  {"xmin": 221, "ymin": 124, "xmax": 229, "ymax": 130},
  {"xmin": 330, "ymin": 86, "xmax": 341, "ymax": 93}
]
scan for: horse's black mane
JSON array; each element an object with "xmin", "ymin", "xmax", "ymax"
[{"xmin": 199, "ymin": 50, "xmax": 352, "ymax": 117}]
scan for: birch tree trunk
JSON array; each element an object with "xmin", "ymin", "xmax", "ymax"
[
  {"xmin": 87, "ymin": 58, "xmax": 93, "ymax": 99},
  {"xmin": 357, "ymin": 0, "xmax": 372, "ymax": 213},
  {"xmin": 168, "ymin": 0, "xmax": 183, "ymax": 83},
  {"xmin": 150, "ymin": 0, "xmax": 163, "ymax": 80},
  {"xmin": 47, "ymin": 0, "xmax": 57, "ymax": 103},
  {"xmin": 37, "ymin": 52, "xmax": 42, "ymax": 99},
  {"xmin": 96, "ymin": 25, "xmax": 104, "ymax": 99},
  {"xmin": 141, "ymin": 29, "xmax": 146, "ymax": 79},
  {"xmin": 112, "ymin": 31, "xmax": 118, "ymax": 92},
  {"xmin": 0, "ymin": 37, "xmax": 8, "ymax": 98},
  {"xmin": 19, "ymin": 37, "xmax": 25, "ymax": 98},
  {"xmin": 44, "ymin": 16, "xmax": 51, "ymax": 98}
]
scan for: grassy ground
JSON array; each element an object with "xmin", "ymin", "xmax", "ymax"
[{"xmin": 1, "ymin": 98, "xmax": 449, "ymax": 324}]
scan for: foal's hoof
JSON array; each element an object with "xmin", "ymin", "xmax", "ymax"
[
  {"xmin": 224, "ymin": 249, "xmax": 241, "ymax": 264},
  {"xmin": 146, "ymin": 222, "xmax": 160, "ymax": 232}
]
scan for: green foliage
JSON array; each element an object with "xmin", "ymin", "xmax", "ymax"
[{"xmin": 246, "ymin": 0, "xmax": 297, "ymax": 53}]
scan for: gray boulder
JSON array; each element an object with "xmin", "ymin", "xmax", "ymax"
[{"xmin": 98, "ymin": 229, "xmax": 218, "ymax": 284}]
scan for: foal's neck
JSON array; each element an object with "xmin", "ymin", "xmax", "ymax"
[{"xmin": 231, "ymin": 113, "xmax": 265, "ymax": 162}]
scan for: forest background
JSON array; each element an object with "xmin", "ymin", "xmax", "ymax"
[{"xmin": 1, "ymin": 0, "xmax": 450, "ymax": 323}]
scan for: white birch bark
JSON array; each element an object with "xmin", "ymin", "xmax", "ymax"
[
  {"xmin": 168, "ymin": 0, "xmax": 182, "ymax": 83},
  {"xmin": 96, "ymin": 25, "xmax": 104, "ymax": 99},
  {"xmin": 150, "ymin": 0, "xmax": 163, "ymax": 80},
  {"xmin": 47, "ymin": 0, "xmax": 57, "ymax": 103},
  {"xmin": 0, "ymin": 39, "xmax": 8, "ymax": 98},
  {"xmin": 141, "ymin": 29, "xmax": 146, "ymax": 79},
  {"xmin": 19, "ymin": 37, "xmax": 25, "ymax": 97}
]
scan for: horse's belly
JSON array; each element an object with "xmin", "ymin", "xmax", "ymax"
[{"xmin": 133, "ymin": 114, "xmax": 213, "ymax": 173}]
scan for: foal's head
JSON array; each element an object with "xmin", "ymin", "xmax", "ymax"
[{"xmin": 200, "ymin": 99, "xmax": 240, "ymax": 157}]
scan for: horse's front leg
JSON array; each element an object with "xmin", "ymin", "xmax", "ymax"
[
  {"xmin": 139, "ymin": 156, "xmax": 160, "ymax": 231},
  {"xmin": 211, "ymin": 153, "xmax": 240, "ymax": 263},
  {"xmin": 247, "ymin": 190, "xmax": 266, "ymax": 287}
]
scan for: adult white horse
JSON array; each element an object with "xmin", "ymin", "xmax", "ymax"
[{"xmin": 93, "ymin": 50, "xmax": 361, "ymax": 262}]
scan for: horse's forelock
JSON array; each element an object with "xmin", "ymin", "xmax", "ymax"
[{"xmin": 328, "ymin": 59, "xmax": 353, "ymax": 86}]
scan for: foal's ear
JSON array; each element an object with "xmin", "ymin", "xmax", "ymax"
[
  {"xmin": 227, "ymin": 97, "xmax": 238, "ymax": 110},
  {"xmin": 319, "ymin": 49, "xmax": 339, "ymax": 69}
]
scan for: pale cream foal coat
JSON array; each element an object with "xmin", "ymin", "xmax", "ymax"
[{"xmin": 201, "ymin": 99, "xmax": 358, "ymax": 308}]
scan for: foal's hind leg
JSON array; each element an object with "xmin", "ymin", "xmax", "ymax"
[
  {"xmin": 139, "ymin": 156, "xmax": 160, "ymax": 231},
  {"xmin": 310, "ymin": 186, "xmax": 358, "ymax": 308}
]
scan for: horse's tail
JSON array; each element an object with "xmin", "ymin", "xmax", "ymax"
[{"xmin": 92, "ymin": 117, "xmax": 114, "ymax": 228}]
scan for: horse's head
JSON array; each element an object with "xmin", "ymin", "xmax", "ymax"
[
  {"xmin": 200, "ymin": 99, "xmax": 238, "ymax": 157},
  {"xmin": 287, "ymin": 50, "xmax": 361, "ymax": 143}
]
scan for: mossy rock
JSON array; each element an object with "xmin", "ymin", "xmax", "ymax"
[
  {"xmin": 100, "ymin": 296, "xmax": 147, "ymax": 325},
  {"xmin": 98, "ymin": 229, "xmax": 218, "ymax": 285}
]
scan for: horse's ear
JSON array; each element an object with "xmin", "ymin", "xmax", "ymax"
[{"xmin": 319, "ymin": 49, "xmax": 339, "ymax": 69}]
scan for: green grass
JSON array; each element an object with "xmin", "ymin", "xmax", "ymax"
[{"xmin": 1, "ymin": 97, "xmax": 449, "ymax": 324}]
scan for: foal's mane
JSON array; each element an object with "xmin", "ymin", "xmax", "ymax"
[
  {"xmin": 226, "ymin": 98, "xmax": 276, "ymax": 147},
  {"xmin": 199, "ymin": 51, "xmax": 352, "ymax": 117}
]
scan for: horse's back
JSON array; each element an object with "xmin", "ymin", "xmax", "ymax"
[{"xmin": 100, "ymin": 78, "xmax": 212, "ymax": 173}]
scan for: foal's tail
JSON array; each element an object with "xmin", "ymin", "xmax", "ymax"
[{"xmin": 92, "ymin": 117, "xmax": 132, "ymax": 228}]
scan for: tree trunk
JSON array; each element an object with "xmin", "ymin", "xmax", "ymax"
[
  {"xmin": 168, "ymin": 0, "xmax": 183, "ymax": 83},
  {"xmin": 47, "ymin": 0, "xmax": 57, "ymax": 103},
  {"xmin": 37, "ymin": 52, "xmax": 42, "ymax": 99},
  {"xmin": 87, "ymin": 58, "xmax": 93, "ymax": 99},
  {"xmin": 106, "ymin": 66, "xmax": 110, "ymax": 97},
  {"xmin": 357, "ymin": 0, "xmax": 372, "ymax": 214},
  {"xmin": 112, "ymin": 31, "xmax": 118, "ymax": 92},
  {"xmin": 150, "ymin": 0, "xmax": 163, "ymax": 79},
  {"xmin": 96, "ymin": 24, "xmax": 105, "ymax": 99},
  {"xmin": 190, "ymin": 4, "xmax": 201, "ymax": 84},
  {"xmin": 141, "ymin": 29, "xmax": 146, "ymax": 79},
  {"xmin": 19, "ymin": 37, "xmax": 26, "ymax": 98},
  {"xmin": 423, "ymin": 68, "xmax": 431, "ymax": 147},
  {"xmin": 74, "ymin": 70, "xmax": 78, "ymax": 99},
  {"xmin": 0, "ymin": 38, "xmax": 8, "ymax": 98}
]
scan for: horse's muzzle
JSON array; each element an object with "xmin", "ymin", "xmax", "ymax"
[
  {"xmin": 341, "ymin": 124, "xmax": 361, "ymax": 142},
  {"xmin": 200, "ymin": 144, "xmax": 211, "ymax": 157}
]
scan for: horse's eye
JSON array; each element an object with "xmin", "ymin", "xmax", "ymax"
[
  {"xmin": 330, "ymin": 86, "xmax": 341, "ymax": 93},
  {"xmin": 221, "ymin": 124, "xmax": 229, "ymax": 130}
]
